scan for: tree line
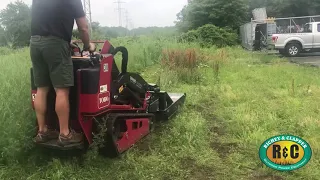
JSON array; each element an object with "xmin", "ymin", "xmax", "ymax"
[
  {"xmin": 175, "ymin": 0, "xmax": 320, "ymax": 33},
  {"xmin": 0, "ymin": 1, "xmax": 177, "ymax": 48},
  {"xmin": 0, "ymin": 0, "xmax": 319, "ymax": 48}
]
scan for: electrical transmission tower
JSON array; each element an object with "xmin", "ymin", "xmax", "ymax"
[
  {"xmin": 125, "ymin": 10, "xmax": 131, "ymax": 35},
  {"xmin": 114, "ymin": 0, "xmax": 126, "ymax": 27},
  {"xmin": 82, "ymin": 0, "xmax": 92, "ymax": 35}
]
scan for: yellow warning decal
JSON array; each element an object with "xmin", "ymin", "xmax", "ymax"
[{"xmin": 119, "ymin": 85, "xmax": 124, "ymax": 93}]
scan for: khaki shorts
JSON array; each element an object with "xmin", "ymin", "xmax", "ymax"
[{"xmin": 30, "ymin": 35, "xmax": 73, "ymax": 88}]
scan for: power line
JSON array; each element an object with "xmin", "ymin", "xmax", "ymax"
[
  {"xmin": 114, "ymin": 0, "xmax": 126, "ymax": 27},
  {"xmin": 82, "ymin": 0, "xmax": 92, "ymax": 35}
]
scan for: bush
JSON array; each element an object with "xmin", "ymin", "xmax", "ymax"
[
  {"xmin": 179, "ymin": 24, "xmax": 239, "ymax": 48},
  {"xmin": 179, "ymin": 30, "xmax": 198, "ymax": 42},
  {"xmin": 161, "ymin": 48, "xmax": 203, "ymax": 84},
  {"xmin": 161, "ymin": 48, "xmax": 198, "ymax": 70}
]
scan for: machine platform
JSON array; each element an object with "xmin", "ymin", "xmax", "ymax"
[{"xmin": 36, "ymin": 140, "xmax": 85, "ymax": 150}]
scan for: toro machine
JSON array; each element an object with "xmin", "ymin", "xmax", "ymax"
[{"xmin": 30, "ymin": 40, "xmax": 186, "ymax": 157}]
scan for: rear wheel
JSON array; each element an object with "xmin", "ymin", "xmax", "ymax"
[
  {"xmin": 279, "ymin": 49, "xmax": 286, "ymax": 55},
  {"xmin": 285, "ymin": 43, "xmax": 301, "ymax": 57}
]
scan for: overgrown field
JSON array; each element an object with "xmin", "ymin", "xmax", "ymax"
[{"xmin": 0, "ymin": 36, "xmax": 320, "ymax": 180}]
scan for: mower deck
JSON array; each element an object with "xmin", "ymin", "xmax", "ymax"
[
  {"xmin": 37, "ymin": 140, "xmax": 84, "ymax": 150},
  {"xmin": 155, "ymin": 92, "xmax": 186, "ymax": 121},
  {"xmin": 168, "ymin": 93, "xmax": 186, "ymax": 103}
]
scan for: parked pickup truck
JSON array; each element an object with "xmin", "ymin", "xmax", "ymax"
[{"xmin": 271, "ymin": 22, "xmax": 320, "ymax": 57}]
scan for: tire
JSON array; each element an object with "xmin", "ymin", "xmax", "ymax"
[
  {"xmin": 279, "ymin": 49, "xmax": 286, "ymax": 55},
  {"xmin": 285, "ymin": 43, "xmax": 301, "ymax": 57}
]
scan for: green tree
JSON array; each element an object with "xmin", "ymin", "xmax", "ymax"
[
  {"xmin": 247, "ymin": 0, "xmax": 320, "ymax": 18},
  {"xmin": 100, "ymin": 26, "xmax": 128, "ymax": 38},
  {"xmin": 0, "ymin": 0, "xmax": 31, "ymax": 48},
  {"xmin": 179, "ymin": 24, "xmax": 239, "ymax": 47},
  {"xmin": 0, "ymin": 26, "xmax": 8, "ymax": 46},
  {"xmin": 91, "ymin": 21, "xmax": 101, "ymax": 32},
  {"xmin": 175, "ymin": 0, "xmax": 249, "ymax": 32},
  {"xmin": 175, "ymin": 5, "xmax": 191, "ymax": 32},
  {"xmin": 131, "ymin": 26, "xmax": 178, "ymax": 36}
]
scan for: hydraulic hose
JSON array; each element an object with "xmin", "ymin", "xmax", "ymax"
[{"xmin": 111, "ymin": 46, "xmax": 128, "ymax": 74}]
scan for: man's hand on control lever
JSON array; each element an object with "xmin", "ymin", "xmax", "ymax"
[{"xmin": 83, "ymin": 42, "xmax": 96, "ymax": 52}]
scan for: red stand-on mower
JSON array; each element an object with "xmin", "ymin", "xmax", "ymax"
[{"xmin": 30, "ymin": 40, "xmax": 186, "ymax": 157}]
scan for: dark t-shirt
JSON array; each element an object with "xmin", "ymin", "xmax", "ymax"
[{"xmin": 31, "ymin": 0, "xmax": 85, "ymax": 43}]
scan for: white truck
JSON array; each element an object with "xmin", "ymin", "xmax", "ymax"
[{"xmin": 271, "ymin": 22, "xmax": 320, "ymax": 57}]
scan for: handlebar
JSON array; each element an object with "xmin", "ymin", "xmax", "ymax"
[
  {"xmin": 70, "ymin": 42, "xmax": 96, "ymax": 57},
  {"xmin": 80, "ymin": 50, "xmax": 94, "ymax": 57},
  {"xmin": 71, "ymin": 40, "xmax": 128, "ymax": 74}
]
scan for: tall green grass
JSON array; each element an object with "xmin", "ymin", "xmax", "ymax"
[
  {"xmin": 0, "ymin": 47, "xmax": 35, "ymax": 165},
  {"xmin": 0, "ymin": 36, "xmax": 319, "ymax": 179}
]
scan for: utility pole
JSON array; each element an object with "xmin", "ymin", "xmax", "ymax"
[
  {"xmin": 130, "ymin": 21, "xmax": 134, "ymax": 36},
  {"xmin": 125, "ymin": 10, "xmax": 131, "ymax": 35},
  {"xmin": 82, "ymin": 0, "xmax": 92, "ymax": 35},
  {"xmin": 114, "ymin": 0, "xmax": 126, "ymax": 27},
  {"xmin": 125, "ymin": 10, "xmax": 129, "ymax": 29}
]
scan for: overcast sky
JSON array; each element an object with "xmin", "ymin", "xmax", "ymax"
[{"xmin": 0, "ymin": 0, "xmax": 188, "ymax": 28}]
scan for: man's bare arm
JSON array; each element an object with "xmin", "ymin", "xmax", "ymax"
[{"xmin": 75, "ymin": 17, "xmax": 90, "ymax": 50}]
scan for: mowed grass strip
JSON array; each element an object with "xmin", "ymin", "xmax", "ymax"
[{"xmin": 0, "ymin": 38, "xmax": 319, "ymax": 180}]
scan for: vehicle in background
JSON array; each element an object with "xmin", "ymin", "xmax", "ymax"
[{"xmin": 271, "ymin": 22, "xmax": 320, "ymax": 57}]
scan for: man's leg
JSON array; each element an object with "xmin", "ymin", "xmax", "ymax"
[
  {"xmin": 30, "ymin": 36, "xmax": 59, "ymax": 143},
  {"xmin": 55, "ymin": 87, "xmax": 70, "ymax": 136},
  {"xmin": 34, "ymin": 87, "xmax": 49, "ymax": 132},
  {"xmin": 33, "ymin": 86, "xmax": 59, "ymax": 143},
  {"xmin": 42, "ymin": 36, "xmax": 83, "ymax": 146}
]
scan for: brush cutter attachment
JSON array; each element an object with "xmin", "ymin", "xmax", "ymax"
[{"xmin": 30, "ymin": 40, "xmax": 186, "ymax": 157}]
